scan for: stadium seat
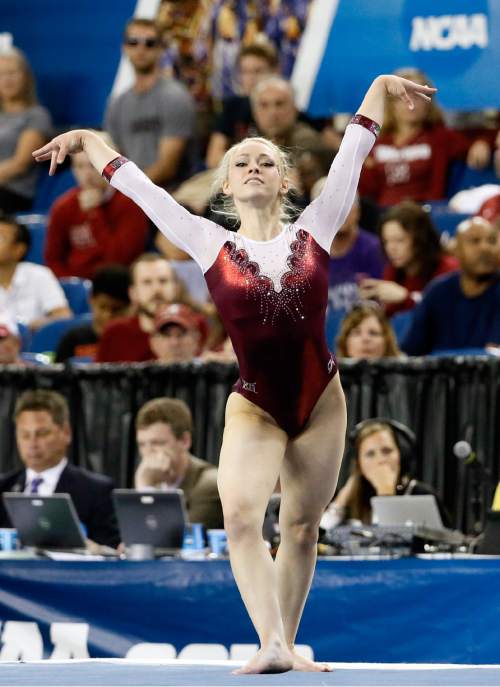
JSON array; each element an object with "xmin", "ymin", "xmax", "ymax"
[
  {"xmin": 446, "ymin": 160, "xmax": 498, "ymax": 199},
  {"xmin": 428, "ymin": 348, "xmax": 493, "ymax": 357},
  {"xmin": 391, "ymin": 310, "xmax": 414, "ymax": 346},
  {"xmin": 29, "ymin": 314, "xmax": 92, "ymax": 354},
  {"xmin": 16, "ymin": 213, "xmax": 47, "ymax": 265},
  {"xmin": 59, "ymin": 277, "xmax": 92, "ymax": 315}
]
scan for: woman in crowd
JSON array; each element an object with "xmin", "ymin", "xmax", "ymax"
[
  {"xmin": 359, "ymin": 67, "xmax": 490, "ymax": 207},
  {"xmin": 0, "ymin": 47, "xmax": 52, "ymax": 212},
  {"xmin": 358, "ymin": 201, "xmax": 458, "ymax": 316},
  {"xmin": 323, "ymin": 419, "xmax": 447, "ymax": 526},
  {"xmin": 336, "ymin": 302, "xmax": 401, "ymax": 359},
  {"xmin": 33, "ymin": 74, "xmax": 435, "ymax": 674}
]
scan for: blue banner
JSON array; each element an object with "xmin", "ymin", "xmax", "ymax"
[
  {"xmin": 1, "ymin": 0, "xmax": 137, "ymax": 126},
  {"xmin": 293, "ymin": 0, "xmax": 500, "ymax": 115},
  {"xmin": 0, "ymin": 558, "xmax": 499, "ymax": 662}
]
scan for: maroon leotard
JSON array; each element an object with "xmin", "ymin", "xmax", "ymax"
[{"xmin": 104, "ymin": 115, "xmax": 379, "ymax": 436}]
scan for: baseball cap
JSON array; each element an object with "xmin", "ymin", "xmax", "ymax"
[
  {"xmin": 154, "ymin": 303, "xmax": 208, "ymax": 348},
  {"xmin": 478, "ymin": 194, "xmax": 500, "ymax": 225}
]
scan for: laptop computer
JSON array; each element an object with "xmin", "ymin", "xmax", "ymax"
[
  {"xmin": 371, "ymin": 495, "xmax": 443, "ymax": 528},
  {"xmin": 2, "ymin": 493, "xmax": 86, "ymax": 550},
  {"xmin": 113, "ymin": 489, "xmax": 188, "ymax": 550},
  {"xmin": 371, "ymin": 494, "xmax": 464, "ymax": 546}
]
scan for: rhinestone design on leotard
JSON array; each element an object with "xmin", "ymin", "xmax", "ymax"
[{"xmin": 221, "ymin": 228, "xmax": 316, "ymax": 325}]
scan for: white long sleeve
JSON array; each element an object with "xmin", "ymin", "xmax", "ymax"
[
  {"xmin": 296, "ymin": 121, "xmax": 377, "ymax": 253},
  {"xmin": 108, "ymin": 162, "xmax": 227, "ymax": 273}
]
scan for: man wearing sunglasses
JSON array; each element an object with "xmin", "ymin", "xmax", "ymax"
[{"xmin": 104, "ymin": 18, "xmax": 195, "ymax": 190}]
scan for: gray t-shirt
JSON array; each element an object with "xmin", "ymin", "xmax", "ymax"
[
  {"xmin": 104, "ymin": 77, "xmax": 196, "ymax": 187},
  {"xmin": 0, "ymin": 105, "xmax": 53, "ymax": 199}
]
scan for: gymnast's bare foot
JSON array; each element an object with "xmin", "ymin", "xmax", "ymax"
[
  {"xmin": 291, "ymin": 651, "xmax": 333, "ymax": 672},
  {"xmin": 233, "ymin": 641, "xmax": 294, "ymax": 674}
]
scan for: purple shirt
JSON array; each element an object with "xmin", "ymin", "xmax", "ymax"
[{"xmin": 328, "ymin": 228, "xmax": 385, "ymax": 312}]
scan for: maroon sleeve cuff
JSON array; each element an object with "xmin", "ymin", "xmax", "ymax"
[
  {"xmin": 102, "ymin": 156, "xmax": 129, "ymax": 182},
  {"xmin": 350, "ymin": 114, "xmax": 381, "ymax": 138}
]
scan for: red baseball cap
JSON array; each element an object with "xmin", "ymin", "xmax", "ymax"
[
  {"xmin": 478, "ymin": 194, "xmax": 500, "ymax": 225},
  {"xmin": 154, "ymin": 303, "xmax": 208, "ymax": 348}
]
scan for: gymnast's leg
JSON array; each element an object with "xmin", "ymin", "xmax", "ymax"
[
  {"xmin": 275, "ymin": 373, "xmax": 347, "ymax": 671},
  {"xmin": 217, "ymin": 392, "xmax": 292, "ymax": 674}
]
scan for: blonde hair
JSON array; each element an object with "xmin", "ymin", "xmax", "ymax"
[
  {"xmin": 382, "ymin": 67, "xmax": 444, "ymax": 135},
  {"xmin": 0, "ymin": 47, "xmax": 37, "ymax": 108},
  {"xmin": 210, "ymin": 136, "xmax": 298, "ymax": 226}
]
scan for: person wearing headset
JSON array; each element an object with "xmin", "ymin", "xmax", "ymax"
[{"xmin": 321, "ymin": 418, "xmax": 448, "ymax": 527}]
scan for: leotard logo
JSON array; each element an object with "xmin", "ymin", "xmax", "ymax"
[{"xmin": 241, "ymin": 379, "xmax": 257, "ymax": 393}]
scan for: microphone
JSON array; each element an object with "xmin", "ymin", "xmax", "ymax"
[{"xmin": 453, "ymin": 440, "xmax": 478, "ymax": 465}]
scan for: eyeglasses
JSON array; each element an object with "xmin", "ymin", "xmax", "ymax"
[{"xmin": 124, "ymin": 36, "xmax": 160, "ymax": 49}]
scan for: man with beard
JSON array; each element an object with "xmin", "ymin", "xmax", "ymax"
[
  {"xmin": 402, "ymin": 217, "xmax": 500, "ymax": 355},
  {"xmin": 104, "ymin": 17, "xmax": 195, "ymax": 190},
  {"xmin": 96, "ymin": 253, "xmax": 182, "ymax": 362}
]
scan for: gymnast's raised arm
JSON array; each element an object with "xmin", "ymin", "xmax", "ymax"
[
  {"xmin": 32, "ymin": 130, "xmax": 225, "ymax": 270},
  {"xmin": 298, "ymin": 75, "xmax": 437, "ymax": 253}
]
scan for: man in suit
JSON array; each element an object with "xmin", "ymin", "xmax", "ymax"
[
  {"xmin": 134, "ymin": 397, "xmax": 223, "ymax": 529},
  {"xmin": 0, "ymin": 389, "xmax": 120, "ymax": 548}
]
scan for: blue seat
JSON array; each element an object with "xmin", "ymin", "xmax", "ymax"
[
  {"xmin": 59, "ymin": 277, "xmax": 92, "ymax": 315},
  {"xmin": 16, "ymin": 321, "xmax": 32, "ymax": 352},
  {"xmin": 428, "ymin": 348, "xmax": 492, "ymax": 357},
  {"xmin": 16, "ymin": 213, "xmax": 47, "ymax": 265},
  {"xmin": 446, "ymin": 161, "xmax": 498, "ymax": 198},
  {"xmin": 30, "ymin": 314, "xmax": 92, "ymax": 354},
  {"xmin": 391, "ymin": 310, "xmax": 414, "ymax": 347}
]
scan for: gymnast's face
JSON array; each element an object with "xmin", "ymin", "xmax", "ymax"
[{"xmin": 224, "ymin": 140, "xmax": 285, "ymax": 208}]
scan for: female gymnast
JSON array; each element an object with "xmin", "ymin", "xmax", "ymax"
[{"xmin": 33, "ymin": 74, "xmax": 435, "ymax": 674}]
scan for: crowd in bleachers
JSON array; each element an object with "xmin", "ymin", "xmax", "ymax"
[
  {"xmin": 0, "ymin": 5, "xmax": 498, "ymax": 370},
  {"xmin": 0, "ymin": 3, "xmax": 499, "ymax": 552}
]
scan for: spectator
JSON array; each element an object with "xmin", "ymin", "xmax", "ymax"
[
  {"xmin": 359, "ymin": 67, "xmax": 490, "ymax": 207},
  {"xmin": 321, "ymin": 419, "xmax": 447, "ymax": 527},
  {"xmin": 55, "ymin": 264, "xmax": 131, "ymax": 363},
  {"xmin": 104, "ymin": 17, "xmax": 196, "ymax": 189},
  {"xmin": 45, "ymin": 132, "xmax": 149, "ymax": 279},
  {"xmin": 402, "ymin": 217, "xmax": 500, "ymax": 355},
  {"xmin": 0, "ymin": 312, "xmax": 22, "ymax": 365},
  {"xmin": 134, "ymin": 397, "xmax": 223, "ymax": 529},
  {"xmin": 96, "ymin": 253, "xmax": 182, "ymax": 363},
  {"xmin": 0, "ymin": 390, "xmax": 120, "ymax": 548},
  {"xmin": 250, "ymin": 75, "xmax": 321, "ymax": 152},
  {"xmin": 0, "ymin": 213, "xmax": 71, "ymax": 330},
  {"xmin": 327, "ymin": 193, "xmax": 385, "ymax": 314},
  {"xmin": 358, "ymin": 201, "xmax": 458, "ymax": 316},
  {"xmin": 336, "ymin": 303, "xmax": 401, "ymax": 359},
  {"xmin": 206, "ymin": 41, "xmax": 279, "ymax": 169},
  {"xmin": 171, "ymin": 75, "xmax": 321, "ymax": 216},
  {"xmin": 150, "ymin": 303, "xmax": 207, "ymax": 364},
  {"xmin": 0, "ymin": 47, "xmax": 52, "ymax": 212},
  {"xmin": 296, "ymin": 147, "xmax": 334, "ymax": 204}
]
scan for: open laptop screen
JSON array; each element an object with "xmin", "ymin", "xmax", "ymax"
[
  {"xmin": 2, "ymin": 493, "xmax": 86, "ymax": 549},
  {"xmin": 113, "ymin": 489, "xmax": 187, "ymax": 549},
  {"xmin": 371, "ymin": 494, "xmax": 444, "ymax": 529}
]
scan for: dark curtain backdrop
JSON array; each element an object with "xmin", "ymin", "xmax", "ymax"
[{"xmin": 1, "ymin": 358, "xmax": 498, "ymax": 533}]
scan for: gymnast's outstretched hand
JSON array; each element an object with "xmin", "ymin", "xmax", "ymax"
[
  {"xmin": 33, "ymin": 129, "xmax": 118, "ymax": 177},
  {"xmin": 32, "ymin": 129, "xmax": 87, "ymax": 175}
]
